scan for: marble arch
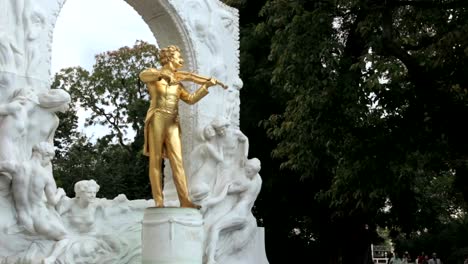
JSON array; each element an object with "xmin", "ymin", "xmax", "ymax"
[
  {"xmin": 124, "ymin": 0, "xmax": 199, "ymax": 72},
  {"xmin": 123, "ymin": 0, "xmax": 242, "ymax": 160}
]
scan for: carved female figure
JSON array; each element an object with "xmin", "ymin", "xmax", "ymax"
[
  {"xmin": 28, "ymin": 89, "xmax": 70, "ymax": 147},
  {"xmin": 205, "ymin": 158, "xmax": 262, "ymax": 264},
  {"xmin": 189, "ymin": 124, "xmax": 223, "ymax": 196},
  {"xmin": 0, "ymin": 89, "xmax": 38, "ymax": 163},
  {"xmin": 57, "ymin": 180, "xmax": 101, "ymax": 234},
  {"xmin": 44, "ymin": 180, "xmax": 124, "ymax": 264},
  {"xmin": 210, "ymin": 117, "xmax": 249, "ymax": 195}
]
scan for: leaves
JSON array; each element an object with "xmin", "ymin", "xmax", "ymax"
[
  {"xmin": 52, "ymin": 41, "xmax": 157, "ymax": 199},
  {"xmin": 54, "ymin": 41, "xmax": 158, "ymax": 149},
  {"xmin": 243, "ymin": 0, "xmax": 468, "ymax": 261}
]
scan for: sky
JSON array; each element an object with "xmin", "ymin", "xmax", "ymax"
[
  {"xmin": 51, "ymin": 0, "xmax": 157, "ymax": 73},
  {"xmin": 51, "ymin": 0, "xmax": 157, "ymax": 140}
]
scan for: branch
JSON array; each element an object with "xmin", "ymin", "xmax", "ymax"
[
  {"xmin": 89, "ymin": 103, "xmax": 131, "ymax": 152},
  {"xmin": 392, "ymin": 0, "xmax": 468, "ymax": 9},
  {"xmin": 381, "ymin": 7, "xmax": 428, "ymax": 85},
  {"xmin": 110, "ymin": 95, "xmax": 130, "ymax": 151},
  {"xmin": 138, "ymin": 81, "xmax": 144, "ymax": 98},
  {"xmin": 401, "ymin": 35, "xmax": 438, "ymax": 51},
  {"xmin": 334, "ymin": 9, "xmax": 370, "ymax": 97},
  {"xmin": 401, "ymin": 25, "xmax": 465, "ymax": 51}
]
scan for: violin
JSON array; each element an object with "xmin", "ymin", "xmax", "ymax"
[{"xmin": 175, "ymin": 71, "xmax": 228, "ymax": 89}]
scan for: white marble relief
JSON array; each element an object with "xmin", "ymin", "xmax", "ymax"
[
  {"xmin": 0, "ymin": 0, "xmax": 268, "ymax": 263},
  {"xmin": 184, "ymin": 120, "xmax": 267, "ymax": 264}
]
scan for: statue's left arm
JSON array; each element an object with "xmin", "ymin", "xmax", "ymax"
[{"xmin": 176, "ymin": 71, "xmax": 228, "ymax": 89}]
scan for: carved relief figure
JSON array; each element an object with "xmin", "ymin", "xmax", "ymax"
[
  {"xmin": 210, "ymin": 117, "xmax": 249, "ymax": 194},
  {"xmin": 43, "ymin": 180, "xmax": 126, "ymax": 264},
  {"xmin": 24, "ymin": 5, "xmax": 46, "ymax": 79},
  {"xmin": 189, "ymin": 123, "xmax": 223, "ymax": 196},
  {"xmin": 186, "ymin": 0, "xmax": 218, "ymax": 56},
  {"xmin": 139, "ymin": 45, "xmax": 227, "ymax": 208},
  {"xmin": 211, "ymin": 117, "xmax": 248, "ymax": 166},
  {"xmin": 0, "ymin": 142, "xmax": 67, "ymax": 239},
  {"xmin": 0, "ymin": 38, "xmax": 17, "ymax": 80},
  {"xmin": 185, "ymin": 0, "xmax": 236, "ymax": 58},
  {"xmin": 57, "ymin": 180, "xmax": 101, "ymax": 234},
  {"xmin": 0, "ymin": 89, "xmax": 38, "ymax": 163},
  {"xmin": 0, "ymin": 0, "xmax": 22, "ymax": 75},
  {"xmin": 28, "ymin": 88, "xmax": 70, "ymax": 147},
  {"xmin": 191, "ymin": 181, "xmax": 232, "ymax": 225},
  {"xmin": 207, "ymin": 0, "xmax": 237, "ymax": 32},
  {"xmin": 205, "ymin": 158, "xmax": 262, "ymax": 264}
]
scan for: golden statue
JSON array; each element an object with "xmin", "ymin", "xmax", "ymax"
[{"xmin": 139, "ymin": 45, "xmax": 227, "ymax": 208}]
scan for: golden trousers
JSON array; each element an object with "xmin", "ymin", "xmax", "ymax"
[{"xmin": 147, "ymin": 111, "xmax": 191, "ymax": 207}]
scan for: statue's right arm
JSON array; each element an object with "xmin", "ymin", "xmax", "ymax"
[
  {"xmin": 202, "ymin": 184, "xmax": 231, "ymax": 212},
  {"xmin": 139, "ymin": 68, "xmax": 161, "ymax": 83}
]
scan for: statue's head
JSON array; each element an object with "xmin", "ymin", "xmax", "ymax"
[
  {"xmin": 211, "ymin": 117, "xmax": 229, "ymax": 137},
  {"xmin": 159, "ymin": 45, "xmax": 184, "ymax": 69},
  {"xmin": 38, "ymin": 89, "xmax": 71, "ymax": 113},
  {"xmin": 245, "ymin": 158, "xmax": 261, "ymax": 178},
  {"xmin": 32, "ymin": 142, "xmax": 55, "ymax": 165},
  {"xmin": 74, "ymin": 180, "xmax": 100, "ymax": 202},
  {"xmin": 202, "ymin": 124, "xmax": 216, "ymax": 141}
]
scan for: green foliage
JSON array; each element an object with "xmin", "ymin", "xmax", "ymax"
[
  {"xmin": 52, "ymin": 40, "xmax": 157, "ymax": 148},
  {"xmin": 53, "ymin": 135, "xmax": 150, "ymax": 199},
  {"xmin": 53, "ymin": 103, "xmax": 79, "ymax": 157},
  {"xmin": 395, "ymin": 214, "xmax": 468, "ymax": 264},
  {"xmin": 260, "ymin": 0, "xmax": 468, "ymax": 227},
  {"xmin": 227, "ymin": 0, "xmax": 468, "ymax": 263},
  {"xmin": 52, "ymin": 41, "xmax": 157, "ymax": 199}
]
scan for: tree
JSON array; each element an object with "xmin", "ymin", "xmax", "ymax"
[
  {"xmin": 225, "ymin": 0, "xmax": 332, "ymax": 262},
  {"xmin": 262, "ymin": 0, "xmax": 468, "ymax": 262},
  {"xmin": 52, "ymin": 41, "xmax": 158, "ymax": 199},
  {"xmin": 226, "ymin": 0, "xmax": 468, "ymax": 263}
]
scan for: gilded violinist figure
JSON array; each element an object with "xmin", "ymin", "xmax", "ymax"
[{"xmin": 139, "ymin": 45, "xmax": 227, "ymax": 208}]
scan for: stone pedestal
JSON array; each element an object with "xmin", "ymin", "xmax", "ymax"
[{"xmin": 141, "ymin": 207, "xmax": 204, "ymax": 264}]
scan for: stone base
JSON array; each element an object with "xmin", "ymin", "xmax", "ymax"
[
  {"xmin": 141, "ymin": 207, "xmax": 204, "ymax": 264},
  {"xmin": 217, "ymin": 227, "xmax": 269, "ymax": 264}
]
